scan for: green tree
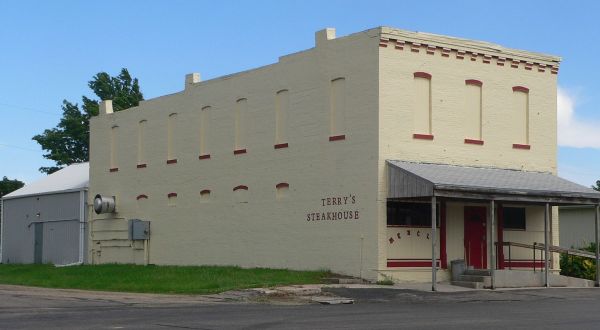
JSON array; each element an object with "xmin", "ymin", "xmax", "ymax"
[
  {"xmin": 0, "ymin": 176, "xmax": 25, "ymax": 198},
  {"xmin": 593, "ymin": 180, "xmax": 600, "ymax": 191},
  {"xmin": 33, "ymin": 68, "xmax": 143, "ymax": 174}
]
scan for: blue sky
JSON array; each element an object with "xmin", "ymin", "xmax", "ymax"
[{"xmin": 0, "ymin": 0, "xmax": 599, "ymax": 186}]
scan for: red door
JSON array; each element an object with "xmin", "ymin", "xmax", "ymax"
[{"xmin": 464, "ymin": 207, "xmax": 487, "ymax": 269}]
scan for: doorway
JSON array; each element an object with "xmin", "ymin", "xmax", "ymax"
[
  {"xmin": 464, "ymin": 206, "xmax": 487, "ymax": 269},
  {"xmin": 33, "ymin": 223, "xmax": 43, "ymax": 264}
]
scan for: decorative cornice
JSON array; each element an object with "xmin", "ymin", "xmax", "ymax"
[{"xmin": 380, "ymin": 37, "xmax": 560, "ymax": 75}]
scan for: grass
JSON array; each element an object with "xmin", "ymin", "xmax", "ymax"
[{"xmin": 0, "ymin": 264, "xmax": 331, "ymax": 294}]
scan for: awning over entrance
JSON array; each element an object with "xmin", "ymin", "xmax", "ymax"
[{"xmin": 387, "ymin": 160, "xmax": 600, "ymax": 205}]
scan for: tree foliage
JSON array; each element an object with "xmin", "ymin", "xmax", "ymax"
[
  {"xmin": 593, "ymin": 180, "xmax": 600, "ymax": 192},
  {"xmin": 33, "ymin": 68, "xmax": 143, "ymax": 174},
  {"xmin": 0, "ymin": 176, "xmax": 25, "ymax": 198}
]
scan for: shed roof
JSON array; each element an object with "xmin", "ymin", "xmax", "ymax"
[
  {"xmin": 387, "ymin": 160, "xmax": 600, "ymax": 204},
  {"xmin": 3, "ymin": 163, "xmax": 89, "ymax": 200}
]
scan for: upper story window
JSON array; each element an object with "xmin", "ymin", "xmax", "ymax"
[
  {"xmin": 512, "ymin": 86, "xmax": 530, "ymax": 149},
  {"xmin": 464, "ymin": 80, "xmax": 483, "ymax": 144},
  {"xmin": 110, "ymin": 125, "xmax": 119, "ymax": 171},
  {"xmin": 329, "ymin": 78, "xmax": 346, "ymax": 141},
  {"xmin": 234, "ymin": 98, "xmax": 247, "ymax": 153},
  {"xmin": 200, "ymin": 106, "xmax": 211, "ymax": 157},
  {"xmin": 137, "ymin": 120, "xmax": 147, "ymax": 166},
  {"xmin": 275, "ymin": 90, "xmax": 289, "ymax": 147},
  {"xmin": 167, "ymin": 113, "xmax": 177, "ymax": 162},
  {"xmin": 412, "ymin": 72, "xmax": 433, "ymax": 140}
]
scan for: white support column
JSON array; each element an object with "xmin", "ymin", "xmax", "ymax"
[
  {"xmin": 544, "ymin": 203, "xmax": 550, "ymax": 287},
  {"xmin": 490, "ymin": 200, "xmax": 496, "ymax": 289},
  {"xmin": 595, "ymin": 204, "xmax": 599, "ymax": 287},
  {"xmin": 431, "ymin": 196, "xmax": 437, "ymax": 292}
]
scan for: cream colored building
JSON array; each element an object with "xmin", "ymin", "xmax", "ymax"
[{"xmin": 89, "ymin": 27, "xmax": 600, "ymax": 286}]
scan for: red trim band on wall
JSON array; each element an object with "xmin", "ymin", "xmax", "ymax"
[
  {"xmin": 413, "ymin": 72, "xmax": 432, "ymax": 79},
  {"xmin": 109, "ymin": 168, "xmax": 119, "ymax": 172},
  {"xmin": 413, "ymin": 133, "xmax": 434, "ymax": 140},
  {"xmin": 198, "ymin": 154, "xmax": 211, "ymax": 160},
  {"xmin": 166, "ymin": 159, "xmax": 178, "ymax": 164},
  {"xmin": 137, "ymin": 164, "xmax": 147, "ymax": 169},
  {"xmin": 512, "ymin": 86, "xmax": 529, "ymax": 93},
  {"xmin": 464, "ymin": 139, "xmax": 484, "ymax": 145},
  {"xmin": 234, "ymin": 149, "xmax": 247, "ymax": 155},
  {"xmin": 513, "ymin": 143, "xmax": 531, "ymax": 150},
  {"xmin": 465, "ymin": 79, "xmax": 483, "ymax": 86},
  {"xmin": 503, "ymin": 260, "xmax": 545, "ymax": 268},
  {"xmin": 233, "ymin": 185, "xmax": 248, "ymax": 191},
  {"xmin": 276, "ymin": 183, "xmax": 289, "ymax": 189},
  {"xmin": 329, "ymin": 135, "xmax": 346, "ymax": 142},
  {"xmin": 274, "ymin": 143, "xmax": 289, "ymax": 149},
  {"xmin": 167, "ymin": 192, "xmax": 177, "ymax": 198},
  {"xmin": 200, "ymin": 189, "xmax": 211, "ymax": 195},
  {"xmin": 387, "ymin": 259, "xmax": 441, "ymax": 268},
  {"xmin": 136, "ymin": 194, "xmax": 148, "ymax": 200}
]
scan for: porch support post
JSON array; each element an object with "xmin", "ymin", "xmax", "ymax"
[
  {"xmin": 431, "ymin": 196, "xmax": 437, "ymax": 292},
  {"xmin": 544, "ymin": 203, "xmax": 550, "ymax": 287},
  {"xmin": 595, "ymin": 204, "xmax": 599, "ymax": 287},
  {"xmin": 490, "ymin": 200, "xmax": 496, "ymax": 289}
]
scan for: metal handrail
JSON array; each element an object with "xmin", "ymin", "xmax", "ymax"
[{"xmin": 495, "ymin": 241, "xmax": 596, "ymax": 271}]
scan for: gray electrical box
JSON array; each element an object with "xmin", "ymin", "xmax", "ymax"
[{"xmin": 128, "ymin": 219, "xmax": 150, "ymax": 240}]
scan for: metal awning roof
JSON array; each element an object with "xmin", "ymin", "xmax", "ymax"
[
  {"xmin": 3, "ymin": 163, "xmax": 89, "ymax": 200},
  {"xmin": 387, "ymin": 160, "xmax": 600, "ymax": 205}
]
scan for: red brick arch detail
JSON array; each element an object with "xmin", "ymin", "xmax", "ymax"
[
  {"xmin": 413, "ymin": 72, "xmax": 432, "ymax": 79},
  {"xmin": 167, "ymin": 192, "xmax": 178, "ymax": 198},
  {"xmin": 200, "ymin": 189, "xmax": 211, "ymax": 195},
  {"xmin": 465, "ymin": 79, "xmax": 483, "ymax": 86},
  {"xmin": 233, "ymin": 185, "xmax": 248, "ymax": 191},
  {"xmin": 276, "ymin": 183, "xmax": 289, "ymax": 189},
  {"xmin": 136, "ymin": 194, "xmax": 148, "ymax": 200},
  {"xmin": 512, "ymin": 86, "xmax": 529, "ymax": 93}
]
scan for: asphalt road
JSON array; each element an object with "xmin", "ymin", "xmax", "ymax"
[{"xmin": 2, "ymin": 286, "xmax": 600, "ymax": 329}]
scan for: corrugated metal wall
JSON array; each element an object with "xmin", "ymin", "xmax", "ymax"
[{"xmin": 1, "ymin": 191, "xmax": 85, "ymax": 264}]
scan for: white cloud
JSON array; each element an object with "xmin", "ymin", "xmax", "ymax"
[{"xmin": 557, "ymin": 87, "xmax": 600, "ymax": 148}]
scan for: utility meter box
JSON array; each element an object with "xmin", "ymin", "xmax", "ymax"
[{"xmin": 128, "ymin": 219, "xmax": 150, "ymax": 240}]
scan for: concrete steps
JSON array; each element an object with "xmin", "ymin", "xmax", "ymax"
[{"xmin": 451, "ymin": 269, "xmax": 492, "ymax": 289}]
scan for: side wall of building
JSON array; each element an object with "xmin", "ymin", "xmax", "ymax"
[
  {"xmin": 559, "ymin": 207, "xmax": 596, "ymax": 249},
  {"xmin": 376, "ymin": 30, "xmax": 560, "ymax": 280},
  {"xmin": 89, "ymin": 29, "xmax": 383, "ymax": 279},
  {"xmin": 2, "ymin": 191, "xmax": 83, "ymax": 265}
]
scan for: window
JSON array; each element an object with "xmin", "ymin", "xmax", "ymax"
[
  {"xmin": 413, "ymin": 72, "xmax": 432, "ymax": 138},
  {"xmin": 167, "ymin": 192, "xmax": 178, "ymax": 206},
  {"xmin": 503, "ymin": 207, "xmax": 526, "ymax": 230},
  {"xmin": 110, "ymin": 125, "xmax": 118, "ymax": 170},
  {"xmin": 233, "ymin": 185, "xmax": 248, "ymax": 203},
  {"xmin": 167, "ymin": 113, "xmax": 177, "ymax": 162},
  {"xmin": 275, "ymin": 90, "xmax": 289, "ymax": 146},
  {"xmin": 200, "ymin": 106, "xmax": 211, "ymax": 157},
  {"xmin": 512, "ymin": 86, "xmax": 530, "ymax": 148},
  {"xmin": 234, "ymin": 98, "xmax": 247, "ymax": 153},
  {"xmin": 464, "ymin": 80, "xmax": 483, "ymax": 143},
  {"xmin": 200, "ymin": 189, "xmax": 211, "ymax": 202},
  {"xmin": 276, "ymin": 182, "xmax": 289, "ymax": 200},
  {"xmin": 137, "ymin": 120, "xmax": 147, "ymax": 166},
  {"xmin": 329, "ymin": 78, "xmax": 346, "ymax": 140},
  {"xmin": 387, "ymin": 201, "xmax": 439, "ymax": 227}
]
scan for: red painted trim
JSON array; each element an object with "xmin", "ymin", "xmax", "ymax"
[
  {"xmin": 413, "ymin": 133, "xmax": 434, "ymax": 140},
  {"xmin": 167, "ymin": 192, "xmax": 177, "ymax": 198},
  {"xmin": 512, "ymin": 86, "xmax": 529, "ymax": 93},
  {"xmin": 274, "ymin": 143, "xmax": 289, "ymax": 149},
  {"xmin": 441, "ymin": 201, "xmax": 447, "ymax": 269},
  {"xmin": 200, "ymin": 189, "xmax": 211, "ymax": 195},
  {"xmin": 503, "ymin": 260, "xmax": 545, "ymax": 268},
  {"xmin": 276, "ymin": 182, "xmax": 289, "ymax": 189},
  {"xmin": 136, "ymin": 194, "xmax": 148, "ymax": 200},
  {"xmin": 379, "ymin": 43, "xmax": 388, "ymax": 48},
  {"xmin": 166, "ymin": 159, "xmax": 177, "ymax": 164},
  {"xmin": 387, "ymin": 225, "xmax": 440, "ymax": 228},
  {"xmin": 513, "ymin": 143, "xmax": 531, "ymax": 150},
  {"xmin": 137, "ymin": 164, "xmax": 147, "ymax": 169},
  {"xmin": 109, "ymin": 168, "xmax": 119, "ymax": 172},
  {"xmin": 387, "ymin": 260, "xmax": 441, "ymax": 268},
  {"xmin": 465, "ymin": 79, "xmax": 483, "ymax": 86},
  {"xmin": 329, "ymin": 135, "xmax": 346, "ymax": 142},
  {"xmin": 233, "ymin": 149, "xmax": 247, "ymax": 155},
  {"xmin": 198, "ymin": 154, "xmax": 211, "ymax": 160},
  {"xmin": 233, "ymin": 185, "xmax": 248, "ymax": 191},
  {"xmin": 464, "ymin": 139, "xmax": 484, "ymax": 145},
  {"xmin": 413, "ymin": 72, "xmax": 432, "ymax": 79}
]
